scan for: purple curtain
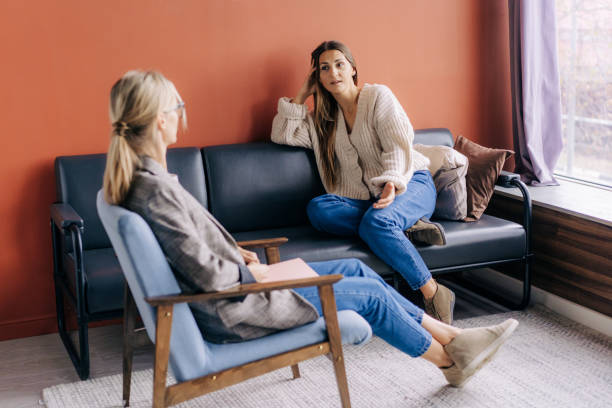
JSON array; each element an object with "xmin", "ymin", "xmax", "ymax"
[{"xmin": 509, "ymin": 0, "xmax": 563, "ymax": 186}]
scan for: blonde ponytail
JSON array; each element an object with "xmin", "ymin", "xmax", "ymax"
[
  {"xmin": 103, "ymin": 133, "xmax": 141, "ymax": 204},
  {"xmin": 103, "ymin": 70, "xmax": 184, "ymax": 204}
]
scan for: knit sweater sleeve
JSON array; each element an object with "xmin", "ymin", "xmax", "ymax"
[
  {"xmin": 369, "ymin": 85, "xmax": 415, "ymax": 196},
  {"xmin": 270, "ymin": 97, "xmax": 314, "ymax": 149}
]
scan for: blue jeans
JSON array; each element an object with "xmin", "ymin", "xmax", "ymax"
[
  {"xmin": 294, "ymin": 258, "xmax": 432, "ymax": 357},
  {"xmin": 307, "ymin": 170, "xmax": 436, "ymax": 290}
]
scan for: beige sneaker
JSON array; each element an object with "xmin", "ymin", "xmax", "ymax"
[
  {"xmin": 440, "ymin": 318, "xmax": 519, "ymax": 387},
  {"xmin": 424, "ymin": 282, "xmax": 455, "ymax": 325}
]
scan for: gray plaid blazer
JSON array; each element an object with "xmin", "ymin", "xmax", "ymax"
[{"xmin": 122, "ymin": 157, "xmax": 318, "ymax": 343}]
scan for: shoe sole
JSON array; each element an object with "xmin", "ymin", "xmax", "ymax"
[{"xmin": 455, "ymin": 319, "xmax": 519, "ymax": 387}]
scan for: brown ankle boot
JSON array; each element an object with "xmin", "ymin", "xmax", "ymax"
[{"xmin": 423, "ymin": 282, "xmax": 455, "ymax": 325}]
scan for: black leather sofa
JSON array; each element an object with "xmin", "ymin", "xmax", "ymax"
[{"xmin": 51, "ymin": 128, "xmax": 532, "ymax": 379}]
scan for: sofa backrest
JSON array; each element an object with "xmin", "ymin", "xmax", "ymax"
[
  {"xmin": 202, "ymin": 128, "xmax": 454, "ymax": 233},
  {"xmin": 202, "ymin": 142, "xmax": 325, "ymax": 232},
  {"xmin": 55, "ymin": 147, "xmax": 207, "ymax": 250}
]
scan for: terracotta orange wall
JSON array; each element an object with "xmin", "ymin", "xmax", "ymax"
[{"xmin": 0, "ymin": 0, "xmax": 512, "ymax": 340}]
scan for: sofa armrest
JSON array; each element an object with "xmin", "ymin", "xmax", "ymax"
[
  {"xmin": 50, "ymin": 203, "xmax": 86, "ymax": 305},
  {"xmin": 51, "ymin": 203, "xmax": 84, "ymax": 231},
  {"xmin": 494, "ymin": 171, "xmax": 532, "ymax": 255},
  {"xmin": 496, "ymin": 170, "xmax": 521, "ymax": 188},
  {"xmin": 145, "ymin": 274, "xmax": 342, "ymax": 307}
]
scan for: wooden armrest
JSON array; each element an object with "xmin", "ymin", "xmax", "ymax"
[
  {"xmin": 236, "ymin": 237, "xmax": 288, "ymax": 248},
  {"xmin": 146, "ymin": 274, "xmax": 342, "ymax": 307},
  {"xmin": 236, "ymin": 237, "xmax": 289, "ymax": 264}
]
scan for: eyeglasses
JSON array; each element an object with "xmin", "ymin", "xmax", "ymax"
[{"xmin": 164, "ymin": 101, "xmax": 185, "ymax": 118}]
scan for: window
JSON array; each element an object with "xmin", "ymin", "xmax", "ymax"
[{"xmin": 555, "ymin": 0, "xmax": 612, "ymax": 188}]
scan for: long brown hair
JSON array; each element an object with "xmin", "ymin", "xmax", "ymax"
[
  {"xmin": 103, "ymin": 70, "xmax": 186, "ymax": 204},
  {"xmin": 311, "ymin": 41, "xmax": 358, "ymax": 188}
]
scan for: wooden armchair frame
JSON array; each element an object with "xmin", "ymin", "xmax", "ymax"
[{"xmin": 122, "ymin": 238, "xmax": 352, "ymax": 408}]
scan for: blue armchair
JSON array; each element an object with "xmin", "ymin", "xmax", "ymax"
[{"xmin": 96, "ymin": 191, "xmax": 372, "ymax": 408}]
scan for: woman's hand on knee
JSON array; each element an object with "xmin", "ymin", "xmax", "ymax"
[{"xmin": 373, "ymin": 182, "xmax": 396, "ymax": 209}]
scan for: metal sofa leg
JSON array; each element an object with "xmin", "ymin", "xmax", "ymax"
[
  {"xmin": 449, "ymin": 258, "xmax": 532, "ymax": 311},
  {"xmin": 515, "ymin": 257, "xmax": 532, "ymax": 310},
  {"xmin": 77, "ymin": 316, "xmax": 90, "ymax": 379},
  {"xmin": 51, "ymin": 220, "xmax": 91, "ymax": 380},
  {"xmin": 55, "ymin": 286, "xmax": 90, "ymax": 380}
]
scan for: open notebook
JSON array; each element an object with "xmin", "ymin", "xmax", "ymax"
[{"xmin": 261, "ymin": 258, "xmax": 318, "ymax": 282}]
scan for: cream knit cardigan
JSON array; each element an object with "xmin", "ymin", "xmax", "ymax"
[{"xmin": 271, "ymin": 83, "xmax": 430, "ymax": 200}]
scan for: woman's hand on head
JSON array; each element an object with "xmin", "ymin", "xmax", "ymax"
[
  {"xmin": 373, "ymin": 182, "xmax": 396, "ymax": 209},
  {"xmin": 293, "ymin": 68, "xmax": 317, "ymax": 105},
  {"xmin": 247, "ymin": 262, "xmax": 270, "ymax": 282},
  {"xmin": 238, "ymin": 247, "xmax": 259, "ymax": 264}
]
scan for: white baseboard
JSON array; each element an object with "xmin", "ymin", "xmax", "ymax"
[{"xmin": 462, "ymin": 269, "xmax": 612, "ymax": 338}]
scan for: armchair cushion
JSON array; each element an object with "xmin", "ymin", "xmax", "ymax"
[{"xmin": 206, "ymin": 310, "xmax": 371, "ymax": 376}]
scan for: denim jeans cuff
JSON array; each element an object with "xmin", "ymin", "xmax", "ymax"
[
  {"xmin": 415, "ymin": 308, "xmax": 425, "ymax": 325},
  {"xmin": 414, "ymin": 331, "xmax": 433, "ymax": 357},
  {"xmin": 410, "ymin": 273, "xmax": 433, "ymax": 291},
  {"xmin": 411, "ymin": 308, "xmax": 432, "ymax": 357}
]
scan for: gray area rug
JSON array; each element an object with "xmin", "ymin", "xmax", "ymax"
[{"xmin": 43, "ymin": 306, "xmax": 612, "ymax": 407}]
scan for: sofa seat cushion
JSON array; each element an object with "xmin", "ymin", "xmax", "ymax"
[
  {"xmin": 421, "ymin": 214, "xmax": 526, "ymax": 270},
  {"xmin": 80, "ymin": 248, "xmax": 124, "ymax": 314},
  {"xmin": 232, "ymin": 225, "xmax": 394, "ymax": 277},
  {"xmin": 234, "ymin": 214, "xmax": 525, "ymax": 275}
]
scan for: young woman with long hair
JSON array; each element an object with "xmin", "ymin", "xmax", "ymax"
[{"xmin": 271, "ymin": 40, "xmax": 455, "ymax": 325}]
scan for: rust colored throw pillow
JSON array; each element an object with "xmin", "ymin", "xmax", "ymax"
[{"xmin": 453, "ymin": 135, "xmax": 514, "ymax": 222}]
